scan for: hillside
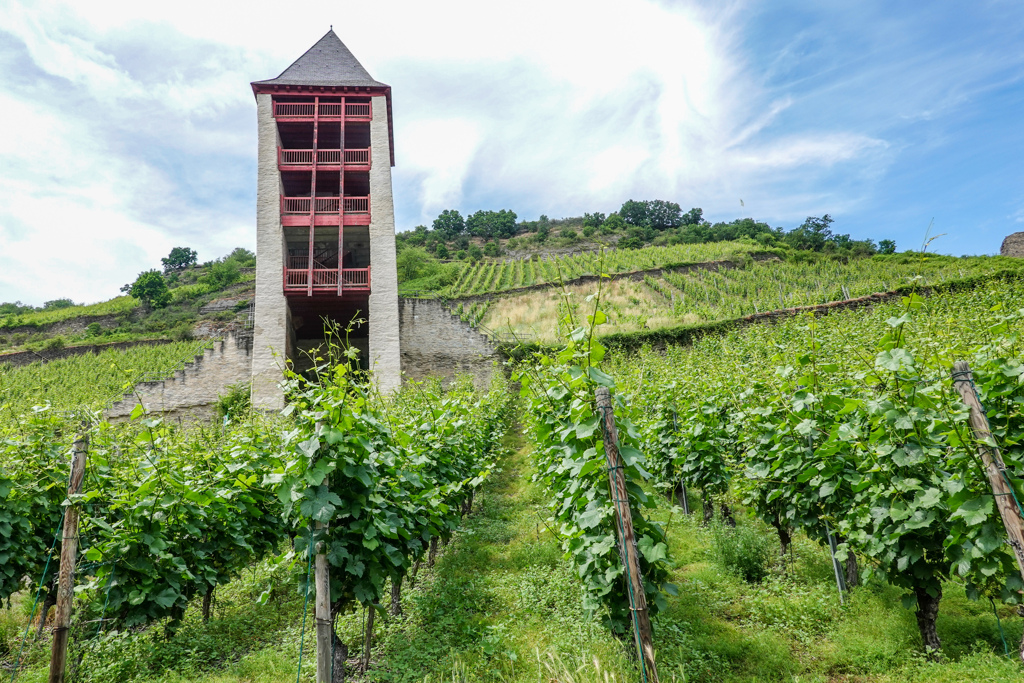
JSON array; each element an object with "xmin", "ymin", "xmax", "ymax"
[
  {"xmin": 424, "ymin": 250, "xmax": 1024, "ymax": 343},
  {"xmin": 0, "ymin": 250, "xmax": 256, "ymax": 358}
]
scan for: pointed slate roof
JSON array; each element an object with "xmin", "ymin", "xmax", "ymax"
[{"xmin": 253, "ymin": 30, "xmax": 388, "ymax": 88}]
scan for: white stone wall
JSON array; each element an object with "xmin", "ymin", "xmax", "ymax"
[
  {"xmin": 105, "ymin": 333, "xmax": 253, "ymax": 422},
  {"xmin": 251, "ymin": 93, "xmax": 290, "ymax": 409},
  {"xmin": 399, "ymin": 299, "xmax": 498, "ymax": 390},
  {"xmin": 367, "ymin": 95, "xmax": 402, "ymax": 393}
]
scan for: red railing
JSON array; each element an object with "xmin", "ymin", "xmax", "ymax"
[
  {"xmin": 283, "ymin": 267, "xmax": 371, "ymax": 291},
  {"xmin": 281, "ymin": 196, "xmax": 369, "ymax": 214},
  {"xmin": 274, "ymin": 102, "xmax": 314, "ymax": 117},
  {"xmin": 318, "ymin": 103, "xmax": 342, "ymax": 117},
  {"xmin": 344, "ymin": 149, "xmax": 370, "ymax": 164},
  {"xmin": 279, "ymin": 149, "xmax": 313, "ymax": 165},
  {"xmin": 346, "ymin": 103, "xmax": 371, "ymax": 118},
  {"xmin": 342, "ymin": 268, "xmax": 370, "ymax": 287},
  {"xmin": 344, "ymin": 197, "xmax": 369, "ymax": 213},
  {"xmin": 273, "ymin": 102, "xmax": 372, "ymax": 119},
  {"xmin": 278, "ymin": 148, "xmax": 370, "ymax": 167}
]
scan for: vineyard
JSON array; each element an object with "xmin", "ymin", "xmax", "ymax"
[
  {"xmin": 3, "ymin": 268, "xmax": 1024, "ymax": 682},
  {"xmin": 0, "ymin": 340, "xmax": 214, "ymax": 422},
  {"xmin": 479, "ymin": 253, "xmax": 1024, "ymax": 342}
]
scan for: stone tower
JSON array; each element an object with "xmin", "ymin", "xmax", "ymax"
[{"xmin": 250, "ymin": 30, "xmax": 401, "ymax": 409}]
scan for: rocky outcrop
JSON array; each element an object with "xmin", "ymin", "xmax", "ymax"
[{"xmin": 1001, "ymin": 233, "xmax": 1024, "ymax": 257}]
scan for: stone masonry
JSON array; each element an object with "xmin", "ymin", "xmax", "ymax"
[
  {"xmin": 1001, "ymin": 232, "xmax": 1024, "ymax": 257},
  {"xmin": 105, "ymin": 332, "xmax": 253, "ymax": 422},
  {"xmin": 398, "ymin": 298, "xmax": 499, "ymax": 389},
  {"xmin": 250, "ymin": 92, "xmax": 290, "ymax": 411},
  {"xmin": 367, "ymin": 94, "xmax": 402, "ymax": 393}
]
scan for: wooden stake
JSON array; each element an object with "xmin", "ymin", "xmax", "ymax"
[
  {"xmin": 361, "ymin": 603, "xmax": 376, "ymax": 673},
  {"xmin": 595, "ymin": 387, "xmax": 659, "ymax": 683},
  {"xmin": 315, "ymin": 520, "xmax": 332, "ymax": 682},
  {"xmin": 952, "ymin": 361, "xmax": 1024, "ymax": 662},
  {"xmin": 48, "ymin": 433, "xmax": 87, "ymax": 683}
]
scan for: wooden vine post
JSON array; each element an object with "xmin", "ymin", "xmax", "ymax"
[
  {"xmin": 314, "ymin": 515, "xmax": 332, "ymax": 683},
  {"xmin": 595, "ymin": 387, "xmax": 659, "ymax": 683},
  {"xmin": 48, "ymin": 433, "xmax": 88, "ymax": 683},
  {"xmin": 313, "ymin": 421, "xmax": 333, "ymax": 683},
  {"xmin": 952, "ymin": 361, "xmax": 1024, "ymax": 662}
]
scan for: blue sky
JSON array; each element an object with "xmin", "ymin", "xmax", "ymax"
[{"xmin": 0, "ymin": 0, "xmax": 1022, "ymax": 305}]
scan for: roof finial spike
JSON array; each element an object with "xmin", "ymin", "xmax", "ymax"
[{"xmin": 330, "ymin": 24, "xmax": 333, "ymax": 31}]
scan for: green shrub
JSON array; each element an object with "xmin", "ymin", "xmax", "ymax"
[
  {"xmin": 171, "ymin": 324, "xmax": 194, "ymax": 342},
  {"xmin": 215, "ymin": 383, "xmax": 251, "ymax": 421},
  {"xmin": 42, "ymin": 336, "xmax": 65, "ymax": 352},
  {"xmin": 396, "ymin": 247, "xmax": 439, "ymax": 282},
  {"xmin": 85, "ymin": 322, "xmax": 102, "ymax": 337},
  {"xmin": 200, "ymin": 260, "xmax": 240, "ymax": 289},
  {"xmin": 130, "ymin": 270, "xmax": 171, "ymax": 309},
  {"xmin": 711, "ymin": 522, "xmax": 774, "ymax": 583},
  {"xmin": 582, "ymin": 225, "xmax": 596, "ymax": 238}
]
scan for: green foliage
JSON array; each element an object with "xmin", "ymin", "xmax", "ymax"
[
  {"xmin": 161, "ymin": 247, "xmax": 198, "ymax": 272},
  {"xmin": 467, "ymin": 244, "xmax": 483, "ymax": 261},
  {"xmin": 466, "ymin": 209, "xmax": 518, "ymax": 239},
  {"xmin": 272, "ymin": 334, "xmax": 511, "ymax": 614},
  {"xmin": 432, "ymin": 209, "xmax": 465, "ymax": 239},
  {"xmin": 516, "ymin": 290, "xmax": 675, "ymax": 635},
  {"xmin": 215, "ymin": 383, "xmax": 251, "ymax": 422},
  {"xmin": 42, "ymin": 298, "xmax": 76, "ymax": 310},
  {"xmin": 710, "ymin": 522, "xmax": 774, "ymax": 583},
  {"xmin": 879, "ymin": 239, "xmax": 898, "ymax": 254},
  {"xmin": 0, "ymin": 339, "xmax": 212, "ymax": 419},
  {"xmin": 619, "ymin": 199, "xmax": 683, "ymax": 230},
  {"xmin": 130, "ymin": 270, "xmax": 171, "ymax": 309},
  {"xmin": 199, "ymin": 260, "xmax": 240, "ymax": 289},
  {"xmin": 396, "ymin": 247, "xmax": 439, "ymax": 282}
]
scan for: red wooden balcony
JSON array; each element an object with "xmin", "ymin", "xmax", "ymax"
[
  {"xmin": 280, "ymin": 196, "xmax": 370, "ymax": 214},
  {"xmin": 273, "ymin": 102, "xmax": 372, "ymax": 120},
  {"xmin": 283, "ymin": 259, "xmax": 371, "ymax": 294},
  {"xmin": 278, "ymin": 148, "xmax": 371, "ymax": 169}
]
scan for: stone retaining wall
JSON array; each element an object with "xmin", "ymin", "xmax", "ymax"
[
  {"xmin": 105, "ymin": 332, "xmax": 253, "ymax": 423},
  {"xmin": 398, "ymin": 298, "xmax": 498, "ymax": 389}
]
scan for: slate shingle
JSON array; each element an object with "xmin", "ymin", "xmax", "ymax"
[{"xmin": 253, "ymin": 29, "xmax": 387, "ymax": 88}]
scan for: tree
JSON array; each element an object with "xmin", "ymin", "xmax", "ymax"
[
  {"xmin": 161, "ymin": 247, "xmax": 198, "ymax": 272},
  {"xmin": 467, "ymin": 244, "xmax": 483, "ymax": 261},
  {"xmin": 681, "ymin": 208, "xmax": 704, "ymax": 226},
  {"xmin": 619, "ymin": 199, "xmax": 682, "ymax": 230},
  {"xmin": 600, "ymin": 214, "xmax": 627, "ymax": 234},
  {"xmin": 223, "ymin": 247, "xmax": 256, "ymax": 268},
  {"xmin": 583, "ymin": 212, "xmax": 606, "ymax": 228},
  {"xmin": 129, "ymin": 270, "xmax": 171, "ymax": 308},
  {"xmin": 466, "ymin": 209, "xmax": 518, "ymax": 239},
  {"xmin": 396, "ymin": 247, "xmax": 438, "ymax": 282},
  {"xmin": 619, "ymin": 200, "xmax": 648, "ymax": 227},
  {"xmin": 42, "ymin": 299, "xmax": 76, "ymax": 310},
  {"xmin": 432, "ymin": 210, "xmax": 465, "ymax": 239},
  {"xmin": 483, "ymin": 241, "xmax": 501, "ymax": 257},
  {"xmin": 435, "ymin": 243, "xmax": 450, "ymax": 259},
  {"xmin": 878, "ymin": 239, "xmax": 897, "ymax": 255}
]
